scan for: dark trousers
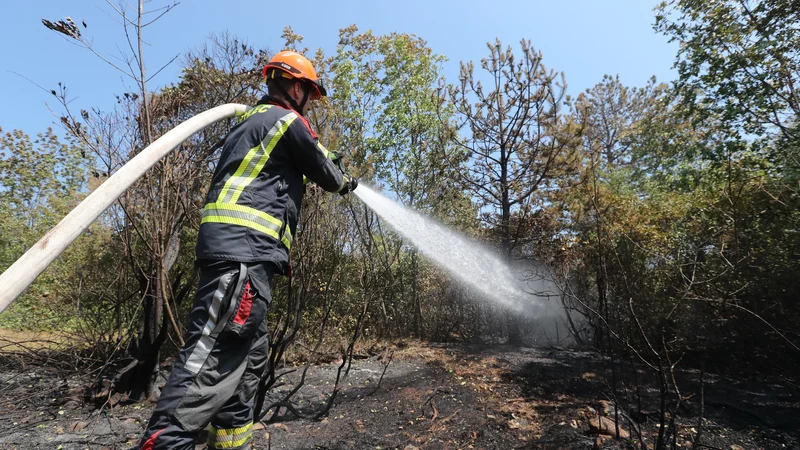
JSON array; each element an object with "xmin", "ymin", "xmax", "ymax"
[{"xmin": 139, "ymin": 260, "xmax": 273, "ymax": 450}]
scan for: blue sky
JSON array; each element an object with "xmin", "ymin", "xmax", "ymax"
[{"xmin": 0, "ymin": 0, "xmax": 677, "ymax": 135}]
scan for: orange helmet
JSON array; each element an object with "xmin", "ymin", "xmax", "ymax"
[{"xmin": 262, "ymin": 50, "xmax": 327, "ymax": 100}]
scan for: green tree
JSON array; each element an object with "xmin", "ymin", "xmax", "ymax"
[
  {"xmin": 372, "ymin": 33, "xmax": 466, "ymax": 336},
  {"xmin": 655, "ymin": 0, "xmax": 800, "ymax": 169},
  {"xmin": 655, "ymin": 0, "xmax": 800, "ymax": 369},
  {"xmin": 0, "ymin": 127, "xmax": 88, "ymax": 328}
]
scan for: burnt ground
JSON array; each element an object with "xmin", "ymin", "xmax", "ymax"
[{"xmin": 0, "ymin": 342, "xmax": 798, "ymax": 450}]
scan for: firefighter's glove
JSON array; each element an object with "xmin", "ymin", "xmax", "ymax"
[
  {"xmin": 330, "ymin": 151, "xmax": 344, "ymax": 171},
  {"xmin": 339, "ymin": 175, "xmax": 358, "ymax": 196}
]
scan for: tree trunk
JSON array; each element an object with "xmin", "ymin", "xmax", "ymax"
[
  {"xmin": 595, "ymin": 256, "xmax": 607, "ymax": 350},
  {"xmin": 114, "ymin": 230, "xmax": 183, "ymax": 402},
  {"xmin": 500, "ymin": 171, "xmax": 524, "ymax": 345},
  {"xmin": 412, "ymin": 249, "xmax": 422, "ymax": 337},
  {"xmin": 114, "ymin": 273, "xmax": 169, "ymax": 402}
]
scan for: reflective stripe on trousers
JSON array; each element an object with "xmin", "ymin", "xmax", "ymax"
[
  {"xmin": 208, "ymin": 422, "xmax": 253, "ymax": 449},
  {"xmin": 137, "ymin": 261, "xmax": 272, "ymax": 450}
]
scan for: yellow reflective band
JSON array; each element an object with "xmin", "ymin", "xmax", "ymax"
[
  {"xmin": 201, "ymin": 215, "xmax": 280, "ymax": 240},
  {"xmin": 202, "ymin": 203, "xmax": 282, "ymax": 240},
  {"xmin": 335, "ymin": 175, "xmax": 347, "ymax": 193},
  {"xmin": 218, "ymin": 143, "xmax": 261, "ymax": 202},
  {"xmin": 209, "ymin": 422, "xmax": 252, "ymax": 437},
  {"xmin": 281, "ymin": 226, "xmax": 294, "ymax": 249},
  {"xmin": 202, "ymin": 202, "xmax": 293, "ymax": 248},
  {"xmin": 218, "ymin": 112, "xmax": 298, "ymax": 204},
  {"xmin": 304, "ymin": 143, "xmax": 338, "ymax": 186},
  {"xmin": 208, "ymin": 422, "xmax": 253, "ymax": 448},
  {"xmin": 317, "ymin": 141, "xmax": 332, "ymax": 158},
  {"xmin": 208, "ymin": 434, "xmax": 252, "ymax": 449},
  {"xmin": 204, "ymin": 202, "xmax": 282, "ymax": 227},
  {"xmin": 228, "ymin": 113, "xmax": 297, "ymax": 203}
]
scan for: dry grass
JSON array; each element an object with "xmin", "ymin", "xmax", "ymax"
[{"xmin": 0, "ymin": 328, "xmax": 73, "ymax": 353}]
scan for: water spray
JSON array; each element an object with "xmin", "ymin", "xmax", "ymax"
[{"xmin": 352, "ymin": 184, "xmax": 548, "ymax": 317}]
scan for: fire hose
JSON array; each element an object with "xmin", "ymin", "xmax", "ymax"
[{"xmin": 0, "ymin": 103, "xmax": 248, "ymax": 314}]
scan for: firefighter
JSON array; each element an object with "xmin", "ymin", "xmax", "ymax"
[{"xmin": 138, "ymin": 50, "xmax": 358, "ymax": 450}]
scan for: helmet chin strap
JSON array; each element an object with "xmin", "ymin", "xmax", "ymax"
[
  {"xmin": 274, "ymin": 79, "xmax": 310, "ymax": 115},
  {"xmin": 297, "ymin": 88, "xmax": 310, "ymax": 113}
]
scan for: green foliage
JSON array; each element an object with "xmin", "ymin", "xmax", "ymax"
[
  {"xmin": 0, "ymin": 127, "xmax": 90, "ymax": 329},
  {"xmin": 562, "ymin": 50, "xmax": 800, "ymax": 375},
  {"xmin": 0, "ymin": 128, "xmax": 85, "ymax": 222},
  {"xmin": 4, "ymin": 7, "xmax": 797, "ymax": 386},
  {"xmin": 655, "ymin": 0, "xmax": 800, "ymax": 170},
  {"xmin": 654, "ymin": 2, "xmax": 800, "ymax": 357}
]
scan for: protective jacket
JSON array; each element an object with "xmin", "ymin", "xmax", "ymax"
[{"xmin": 196, "ymin": 96, "xmax": 346, "ymax": 274}]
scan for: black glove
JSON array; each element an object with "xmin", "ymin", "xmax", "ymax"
[{"xmin": 339, "ymin": 175, "xmax": 358, "ymax": 195}]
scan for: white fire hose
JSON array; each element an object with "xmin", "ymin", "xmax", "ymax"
[{"xmin": 0, "ymin": 103, "xmax": 248, "ymax": 313}]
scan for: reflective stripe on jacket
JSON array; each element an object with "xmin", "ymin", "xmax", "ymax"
[{"xmin": 195, "ymin": 96, "xmax": 345, "ymax": 273}]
